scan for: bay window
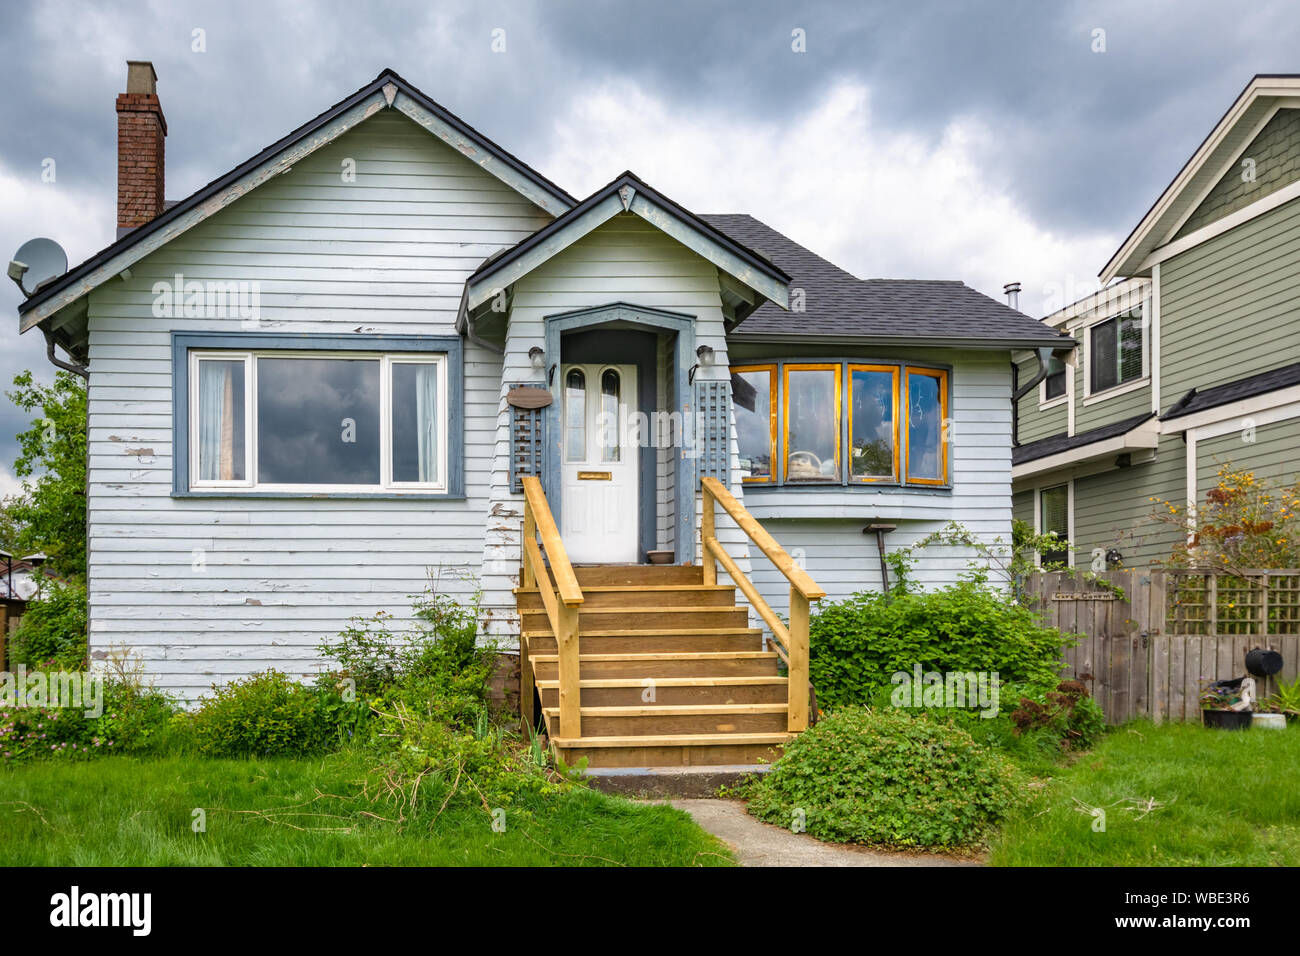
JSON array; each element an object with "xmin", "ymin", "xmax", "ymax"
[
  {"xmin": 783, "ymin": 364, "xmax": 841, "ymax": 482},
  {"xmin": 731, "ymin": 359, "xmax": 949, "ymax": 488},
  {"xmin": 188, "ymin": 348, "xmax": 448, "ymax": 493},
  {"xmin": 732, "ymin": 365, "xmax": 776, "ymax": 482},
  {"xmin": 849, "ymin": 365, "xmax": 898, "ymax": 482}
]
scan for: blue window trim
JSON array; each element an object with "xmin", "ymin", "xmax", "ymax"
[
  {"xmin": 541, "ymin": 303, "xmax": 697, "ymax": 564},
  {"xmin": 171, "ymin": 331, "xmax": 464, "ymax": 500}
]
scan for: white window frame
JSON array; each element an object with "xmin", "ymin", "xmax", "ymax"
[
  {"xmin": 1032, "ymin": 479, "xmax": 1075, "ymax": 569},
  {"xmin": 1082, "ymin": 306, "xmax": 1149, "ymax": 405},
  {"xmin": 188, "ymin": 349, "xmax": 449, "ymax": 494},
  {"xmin": 1037, "ymin": 353, "xmax": 1072, "ymax": 411}
]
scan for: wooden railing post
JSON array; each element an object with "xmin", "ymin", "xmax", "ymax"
[
  {"xmin": 556, "ymin": 602, "xmax": 581, "ymax": 739},
  {"xmin": 701, "ymin": 485, "xmax": 717, "ymax": 585},
  {"xmin": 518, "ymin": 477, "xmax": 584, "ymax": 742},
  {"xmin": 788, "ymin": 587, "xmax": 810, "ymax": 732},
  {"xmin": 521, "ymin": 500, "xmax": 536, "ymax": 589}
]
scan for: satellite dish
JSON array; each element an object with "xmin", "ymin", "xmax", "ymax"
[{"xmin": 8, "ymin": 238, "xmax": 68, "ymax": 297}]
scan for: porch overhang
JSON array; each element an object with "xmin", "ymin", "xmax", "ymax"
[
  {"xmin": 1011, "ymin": 413, "xmax": 1160, "ymax": 481},
  {"xmin": 461, "ymin": 172, "xmax": 791, "ymax": 317}
]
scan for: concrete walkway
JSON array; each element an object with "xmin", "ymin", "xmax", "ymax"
[{"xmin": 659, "ymin": 799, "xmax": 981, "ymax": 867}]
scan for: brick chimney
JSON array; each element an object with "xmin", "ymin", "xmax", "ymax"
[{"xmin": 116, "ymin": 60, "xmax": 167, "ymax": 237}]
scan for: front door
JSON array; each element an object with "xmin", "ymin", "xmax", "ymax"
[{"xmin": 560, "ymin": 363, "xmax": 639, "ymax": 563}]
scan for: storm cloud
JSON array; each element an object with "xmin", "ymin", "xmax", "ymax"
[{"xmin": 2, "ymin": 0, "xmax": 1298, "ymax": 484}]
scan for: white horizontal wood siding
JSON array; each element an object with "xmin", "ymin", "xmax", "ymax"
[{"xmin": 85, "ymin": 111, "xmax": 553, "ymax": 699}]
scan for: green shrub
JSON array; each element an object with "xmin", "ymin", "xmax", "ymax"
[
  {"xmin": 190, "ymin": 671, "xmax": 336, "ymax": 758},
  {"xmin": 875, "ymin": 678, "xmax": 1106, "ymax": 775},
  {"xmin": 747, "ymin": 706, "xmax": 1022, "ymax": 848},
  {"xmin": 0, "ymin": 703, "xmax": 98, "ymax": 761},
  {"xmin": 9, "ymin": 579, "xmax": 88, "ymax": 669},
  {"xmin": 319, "ymin": 577, "xmax": 495, "ymax": 734},
  {"xmin": 808, "ymin": 580, "xmax": 1069, "ymax": 712},
  {"xmin": 1008, "ymin": 679, "xmax": 1105, "ymax": 750},
  {"xmin": 94, "ymin": 679, "xmax": 180, "ymax": 755}
]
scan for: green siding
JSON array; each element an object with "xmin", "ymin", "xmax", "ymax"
[
  {"xmin": 1196, "ymin": 418, "xmax": 1300, "ymax": 495},
  {"xmin": 1177, "ymin": 108, "xmax": 1300, "ymax": 238},
  {"xmin": 1015, "ymin": 353, "xmax": 1067, "ymax": 444},
  {"xmin": 1161, "ymin": 195, "xmax": 1300, "ymax": 408},
  {"xmin": 1013, "ymin": 488, "xmax": 1034, "ymax": 527},
  {"xmin": 1076, "ymin": 371, "xmax": 1151, "ymax": 432},
  {"xmin": 1017, "ymin": 433, "xmax": 1188, "ymax": 570}
]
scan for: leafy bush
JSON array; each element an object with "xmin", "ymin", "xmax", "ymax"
[
  {"xmin": 95, "ymin": 679, "xmax": 181, "ymax": 755},
  {"xmin": 1154, "ymin": 463, "xmax": 1300, "ymax": 570},
  {"xmin": 1008, "ymin": 679, "xmax": 1105, "ymax": 750},
  {"xmin": 0, "ymin": 703, "xmax": 101, "ymax": 761},
  {"xmin": 808, "ymin": 579, "xmax": 1069, "ymax": 712},
  {"xmin": 747, "ymin": 707, "xmax": 1022, "ymax": 848},
  {"xmin": 875, "ymin": 678, "xmax": 1106, "ymax": 776},
  {"xmin": 319, "ymin": 577, "xmax": 495, "ymax": 733},
  {"xmin": 9, "ymin": 579, "xmax": 87, "ymax": 669},
  {"xmin": 190, "ymin": 671, "xmax": 338, "ymax": 758}
]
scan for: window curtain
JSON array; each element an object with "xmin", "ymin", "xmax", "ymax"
[
  {"xmin": 199, "ymin": 362, "xmax": 235, "ymax": 481},
  {"xmin": 415, "ymin": 364, "xmax": 438, "ymax": 483}
]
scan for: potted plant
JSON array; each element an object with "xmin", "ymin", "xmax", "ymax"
[
  {"xmin": 1262, "ymin": 675, "xmax": 1300, "ymax": 727},
  {"xmin": 1200, "ymin": 678, "xmax": 1254, "ymax": 730}
]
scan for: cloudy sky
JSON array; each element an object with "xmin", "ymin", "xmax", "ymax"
[{"xmin": 2, "ymin": 0, "xmax": 1299, "ymax": 493}]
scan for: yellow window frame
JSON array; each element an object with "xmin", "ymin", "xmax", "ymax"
[
  {"xmin": 903, "ymin": 366, "xmax": 949, "ymax": 486},
  {"xmin": 847, "ymin": 364, "xmax": 900, "ymax": 483},
  {"xmin": 782, "ymin": 363, "xmax": 842, "ymax": 483},
  {"xmin": 730, "ymin": 364, "xmax": 778, "ymax": 483}
]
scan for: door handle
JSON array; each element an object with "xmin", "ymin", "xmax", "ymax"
[{"xmin": 577, "ymin": 471, "xmax": 612, "ymax": 480}]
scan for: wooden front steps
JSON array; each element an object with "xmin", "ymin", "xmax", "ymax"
[{"xmin": 516, "ymin": 563, "xmax": 796, "ymax": 768}]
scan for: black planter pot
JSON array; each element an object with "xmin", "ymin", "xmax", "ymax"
[{"xmin": 1203, "ymin": 709, "xmax": 1253, "ymax": 730}]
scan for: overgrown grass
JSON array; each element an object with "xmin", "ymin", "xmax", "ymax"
[
  {"xmin": 0, "ymin": 754, "xmax": 733, "ymax": 867},
  {"xmin": 990, "ymin": 721, "xmax": 1300, "ymax": 866}
]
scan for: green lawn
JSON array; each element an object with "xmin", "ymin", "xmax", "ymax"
[
  {"xmin": 991, "ymin": 721, "xmax": 1300, "ymax": 866},
  {"xmin": 0, "ymin": 754, "xmax": 733, "ymax": 867}
]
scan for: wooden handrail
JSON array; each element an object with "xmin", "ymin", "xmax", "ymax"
[
  {"xmin": 700, "ymin": 476, "xmax": 824, "ymax": 732},
  {"xmin": 519, "ymin": 476, "xmax": 583, "ymax": 740},
  {"xmin": 700, "ymin": 477, "xmax": 825, "ymax": 600},
  {"xmin": 521, "ymin": 477, "xmax": 583, "ymax": 608}
]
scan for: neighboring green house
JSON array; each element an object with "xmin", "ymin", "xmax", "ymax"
[{"xmin": 1012, "ymin": 75, "xmax": 1300, "ymax": 569}]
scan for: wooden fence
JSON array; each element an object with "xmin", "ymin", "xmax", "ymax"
[{"xmin": 1024, "ymin": 569, "xmax": 1300, "ymax": 724}]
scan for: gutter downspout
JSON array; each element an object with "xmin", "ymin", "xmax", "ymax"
[
  {"xmin": 1011, "ymin": 346, "xmax": 1052, "ymax": 448},
  {"xmin": 42, "ymin": 326, "xmax": 89, "ymax": 380},
  {"xmin": 864, "ymin": 523, "xmax": 896, "ymax": 594}
]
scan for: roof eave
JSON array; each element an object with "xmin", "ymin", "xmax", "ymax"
[{"xmin": 727, "ymin": 331, "xmax": 1076, "ymax": 351}]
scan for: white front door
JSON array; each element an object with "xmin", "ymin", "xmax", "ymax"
[{"xmin": 560, "ymin": 363, "xmax": 639, "ymax": 563}]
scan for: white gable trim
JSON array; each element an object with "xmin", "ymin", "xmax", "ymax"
[
  {"xmin": 1101, "ymin": 77, "xmax": 1300, "ymax": 283},
  {"xmin": 392, "ymin": 91, "xmax": 571, "ymax": 217},
  {"xmin": 1138, "ymin": 175, "xmax": 1300, "ymax": 273},
  {"xmin": 464, "ymin": 181, "xmax": 790, "ymax": 313}
]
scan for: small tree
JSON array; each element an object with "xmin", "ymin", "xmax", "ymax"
[
  {"xmin": 1152, "ymin": 463, "xmax": 1300, "ymax": 572},
  {"xmin": 5, "ymin": 370, "xmax": 87, "ymax": 579}
]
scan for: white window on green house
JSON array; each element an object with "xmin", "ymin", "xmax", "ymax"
[
  {"xmin": 1089, "ymin": 312, "xmax": 1144, "ymax": 393},
  {"xmin": 1043, "ymin": 355, "xmax": 1067, "ymax": 400},
  {"xmin": 1039, "ymin": 484, "xmax": 1069, "ymax": 566}
]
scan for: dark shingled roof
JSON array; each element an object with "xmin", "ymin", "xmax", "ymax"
[
  {"xmin": 1012, "ymin": 412, "xmax": 1157, "ymax": 466},
  {"xmin": 701, "ymin": 214, "xmax": 1072, "ymax": 347},
  {"xmin": 1162, "ymin": 361, "xmax": 1300, "ymax": 421}
]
